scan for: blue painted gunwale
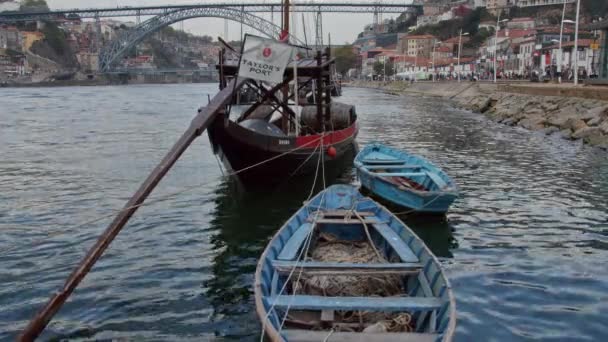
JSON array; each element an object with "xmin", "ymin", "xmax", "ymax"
[
  {"xmin": 254, "ymin": 184, "xmax": 456, "ymax": 342},
  {"xmin": 354, "ymin": 142, "xmax": 459, "ymax": 213}
]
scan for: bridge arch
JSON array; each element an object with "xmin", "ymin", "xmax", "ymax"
[{"xmin": 99, "ymin": 7, "xmax": 303, "ymax": 72}]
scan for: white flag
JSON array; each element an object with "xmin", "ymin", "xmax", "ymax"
[{"xmin": 238, "ymin": 35, "xmax": 294, "ymax": 83}]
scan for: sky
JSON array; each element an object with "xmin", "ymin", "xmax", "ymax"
[{"xmin": 46, "ymin": 0, "xmax": 401, "ymax": 43}]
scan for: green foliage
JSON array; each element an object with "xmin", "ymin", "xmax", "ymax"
[
  {"xmin": 389, "ymin": 13, "xmax": 417, "ymax": 33},
  {"xmin": 373, "ymin": 59, "xmax": 394, "ymax": 76},
  {"xmin": 160, "ymin": 26, "xmax": 213, "ymax": 44},
  {"xmin": 582, "ymin": 0, "xmax": 608, "ymax": 18},
  {"xmin": 333, "ymin": 45, "xmax": 357, "ymax": 75},
  {"xmin": 40, "ymin": 21, "xmax": 69, "ymax": 56},
  {"xmin": 19, "ymin": 0, "xmax": 49, "ymax": 12},
  {"xmin": 410, "ymin": 7, "xmax": 493, "ymax": 50},
  {"xmin": 466, "ymin": 27, "xmax": 494, "ymax": 49}
]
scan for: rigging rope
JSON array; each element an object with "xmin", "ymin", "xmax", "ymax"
[{"xmin": 259, "ymin": 134, "xmax": 328, "ymax": 341}]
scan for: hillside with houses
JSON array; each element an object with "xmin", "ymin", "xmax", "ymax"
[
  {"xmin": 349, "ymin": 0, "xmax": 607, "ymax": 82},
  {"xmin": 0, "ymin": 0, "xmax": 221, "ymax": 82},
  {"xmin": 1, "ymin": 0, "xmax": 608, "ymax": 83}
]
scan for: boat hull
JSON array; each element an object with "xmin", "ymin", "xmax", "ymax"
[
  {"xmin": 358, "ymin": 176, "xmax": 458, "ymax": 214},
  {"xmin": 208, "ymin": 115, "xmax": 358, "ymax": 186},
  {"xmin": 355, "ymin": 143, "xmax": 458, "ymax": 214},
  {"xmin": 254, "ymin": 184, "xmax": 456, "ymax": 341}
]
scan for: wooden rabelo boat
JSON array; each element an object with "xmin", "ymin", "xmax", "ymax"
[
  {"xmin": 355, "ymin": 143, "xmax": 459, "ymax": 214},
  {"xmin": 255, "ymin": 184, "xmax": 456, "ymax": 341},
  {"xmin": 208, "ymin": 17, "xmax": 357, "ymax": 185}
]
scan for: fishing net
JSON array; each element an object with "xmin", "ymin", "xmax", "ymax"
[{"xmin": 293, "ymin": 232, "xmax": 414, "ymax": 333}]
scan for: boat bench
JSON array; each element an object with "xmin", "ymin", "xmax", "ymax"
[
  {"xmin": 272, "ymin": 260, "xmax": 422, "ymax": 275},
  {"xmin": 372, "ymin": 172, "xmax": 426, "ymax": 178},
  {"xmin": 362, "ymin": 158, "xmax": 407, "ymax": 165},
  {"xmin": 374, "ymin": 223, "xmax": 419, "ymax": 263},
  {"xmin": 277, "ymin": 223, "xmax": 312, "ymax": 260},
  {"xmin": 282, "ymin": 330, "xmax": 439, "ymax": 342},
  {"xmin": 364, "ymin": 164, "xmax": 421, "ymax": 170},
  {"xmin": 425, "ymin": 171, "xmax": 447, "ymax": 189},
  {"xmin": 272, "ymin": 294, "xmax": 441, "ymax": 312},
  {"xmin": 278, "ymin": 220, "xmax": 419, "ymax": 264}
]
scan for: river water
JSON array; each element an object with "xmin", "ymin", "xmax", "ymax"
[{"xmin": 1, "ymin": 84, "xmax": 607, "ymax": 341}]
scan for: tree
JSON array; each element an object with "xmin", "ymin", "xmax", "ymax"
[
  {"xmin": 333, "ymin": 45, "xmax": 357, "ymax": 75},
  {"xmin": 582, "ymin": 0, "xmax": 608, "ymax": 18},
  {"xmin": 373, "ymin": 59, "xmax": 394, "ymax": 78},
  {"xmin": 19, "ymin": 0, "xmax": 50, "ymax": 12}
]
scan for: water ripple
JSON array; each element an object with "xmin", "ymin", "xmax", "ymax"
[{"xmin": 0, "ymin": 85, "xmax": 607, "ymax": 341}]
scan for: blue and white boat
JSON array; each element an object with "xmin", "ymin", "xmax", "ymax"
[
  {"xmin": 255, "ymin": 184, "xmax": 456, "ymax": 342},
  {"xmin": 354, "ymin": 143, "xmax": 458, "ymax": 214}
]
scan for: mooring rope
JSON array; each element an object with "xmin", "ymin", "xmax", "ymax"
[
  {"xmin": 259, "ymin": 136, "xmax": 327, "ymax": 341},
  {"xmin": 276, "ymin": 133, "xmax": 327, "ymax": 335}
]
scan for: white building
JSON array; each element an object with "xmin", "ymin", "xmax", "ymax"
[
  {"xmin": 416, "ymin": 16, "xmax": 439, "ymax": 28},
  {"xmin": 517, "ymin": 0, "xmax": 574, "ymax": 7}
]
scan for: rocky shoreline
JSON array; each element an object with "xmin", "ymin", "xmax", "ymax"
[
  {"xmin": 345, "ymin": 81, "xmax": 608, "ymax": 150},
  {"xmin": 456, "ymin": 92, "xmax": 608, "ymax": 149}
]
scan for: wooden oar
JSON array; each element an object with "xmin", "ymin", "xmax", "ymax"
[{"xmin": 19, "ymin": 77, "xmax": 246, "ymax": 341}]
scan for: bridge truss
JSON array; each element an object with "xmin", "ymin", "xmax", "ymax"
[
  {"xmin": 99, "ymin": 7, "xmax": 305, "ymax": 72},
  {"xmin": 0, "ymin": 1, "xmax": 422, "ymax": 22}
]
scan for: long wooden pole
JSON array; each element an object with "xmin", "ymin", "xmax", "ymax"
[{"xmin": 19, "ymin": 77, "xmax": 246, "ymax": 341}]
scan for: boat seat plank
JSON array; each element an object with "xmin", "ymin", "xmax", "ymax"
[
  {"xmin": 362, "ymin": 159, "xmax": 407, "ymax": 165},
  {"xmin": 320, "ymin": 210, "xmax": 375, "ymax": 217},
  {"xmin": 282, "ymin": 329, "xmax": 438, "ymax": 342},
  {"xmin": 277, "ymin": 223, "xmax": 313, "ymax": 261},
  {"xmin": 364, "ymin": 164, "xmax": 421, "ymax": 170},
  {"xmin": 272, "ymin": 260, "xmax": 422, "ymax": 275},
  {"xmin": 372, "ymin": 172, "xmax": 426, "ymax": 178},
  {"xmin": 309, "ymin": 218, "xmax": 384, "ymax": 225},
  {"xmin": 272, "ymin": 295, "xmax": 441, "ymax": 312},
  {"xmin": 425, "ymin": 171, "xmax": 447, "ymax": 189},
  {"xmin": 374, "ymin": 223, "xmax": 419, "ymax": 263}
]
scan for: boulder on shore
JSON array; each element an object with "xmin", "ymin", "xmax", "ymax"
[{"xmin": 572, "ymin": 127, "xmax": 607, "ymax": 146}]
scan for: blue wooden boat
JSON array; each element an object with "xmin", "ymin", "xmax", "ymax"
[
  {"xmin": 354, "ymin": 143, "xmax": 458, "ymax": 214},
  {"xmin": 255, "ymin": 184, "xmax": 456, "ymax": 342}
]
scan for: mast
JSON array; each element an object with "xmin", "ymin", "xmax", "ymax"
[
  {"xmin": 281, "ymin": 0, "xmax": 290, "ymax": 133},
  {"xmin": 283, "ymin": 0, "xmax": 290, "ymax": 40}
]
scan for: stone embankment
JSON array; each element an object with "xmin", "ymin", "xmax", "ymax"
[
  {"xmin": 457, "ymin": 92, "xmax": 608, "ymax": 149},
  {"xmin": 346, "ymin": 81, "xmax": 608, "ymax": 150}
]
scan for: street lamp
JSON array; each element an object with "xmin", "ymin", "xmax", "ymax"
[
  {"xmin": 494, "ymin": 13, "xmax": 509, "ymax": 83},
  {"xmin": 573, "ymin": 0, "xmax": 581, "ymax": 85},
  {"xmin": 557, "ymin": 0, "xmax": 576, "ymax": 83},
  {"xmin": 457, "ymin": 30, "xmax": 469, "ymax": 82},
  {"xmin": 431, "ymin": 41, "xmax": 440, "ymax": 82},
  {"xmin": 413, "ymin": 46, "xmax": 421, "ymax": 82}
]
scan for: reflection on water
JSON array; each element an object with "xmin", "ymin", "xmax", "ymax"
[
  {"xmin": 401, "ymin": 214, "xmax": 456, "ymax": 259},
  {"xmin": 0, "ymin": 84, "xmax": 607, "ymax": 341}
]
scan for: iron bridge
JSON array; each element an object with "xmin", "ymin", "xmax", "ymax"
[
  {"xmin": 98, "ymin": 7, "xmax": 309, "ymax": 73},
  {"xmin": 0, "ymin": 1, "xmax": 422, "ymax": 21}
]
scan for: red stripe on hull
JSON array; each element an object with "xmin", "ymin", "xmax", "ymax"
[{"xmin": 295, "ymin": 123, "xmax": 358, "ymax": 148}]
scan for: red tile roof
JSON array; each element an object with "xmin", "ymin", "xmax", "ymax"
[
  {"xmin": 498, "ymin": 29, "xmax": 536, "ymax": 39},
  {"xmin": 444, "ymin": 36, "xmax": 471, "ymax": 44},
  {"xmin": 544, "ymin": 39, "xmax": 594, "ymax": 50}
]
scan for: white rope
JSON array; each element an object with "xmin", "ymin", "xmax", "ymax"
[
  {"xmin": 260, "ymin": 136, "xmax": 327, "ymax": 341},
  {"xmin": 0, "ymin": 135, "xmax": 328, "ymax": 257},
  {"xmin": 276, "ymin": 135, "xmax": 326, "ymax": 335}
]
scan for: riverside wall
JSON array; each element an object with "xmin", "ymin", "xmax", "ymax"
[{"xmin": 346, "ymin": 81, "xmax": 608, "ymax": 150}]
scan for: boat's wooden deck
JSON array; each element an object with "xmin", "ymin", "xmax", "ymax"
[
  {"xmin": 283, "ymin": 329, "xmax": 438, "ymax": 342},
  {"xmin": 265, "ymin": 209, "xmax": 445, "ymax": 340}
]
